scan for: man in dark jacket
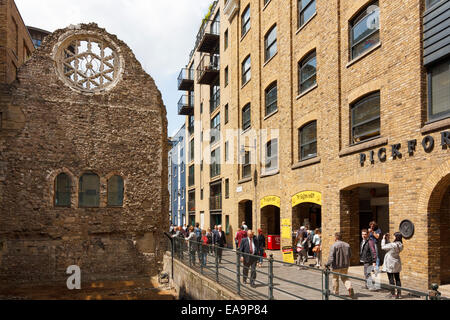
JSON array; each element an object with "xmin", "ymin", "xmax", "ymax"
[
  {"xmin": 326, "ymin": 232, "xmax": 355, "ymax": 299},
  {"xmin": 360, "ymin": 229, "xmax": 378, "ymax": 290},
  {"xmin": 239, "ymin": 230, "xmax": 260, "ymax": 288},
  {"xmin": 214, "ymin": 225, "xmax": 227, "ymax": 263}
]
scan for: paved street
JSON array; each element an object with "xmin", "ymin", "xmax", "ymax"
[{"xmin": 175, "ymin": 248, "xmax": 433, "ymax": 301}]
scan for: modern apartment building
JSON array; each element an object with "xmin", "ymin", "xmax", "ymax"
[
  {"xmin": 176, "ymin": 0, "xmax": 450, "ymax": 289},
  {"xmin": 169, "ymin": 124, "xmax": 187, "ymax": 227}
]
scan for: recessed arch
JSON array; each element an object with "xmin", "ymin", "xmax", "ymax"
[{"xmin": 79, "ymin": 171, "xmax": 100, "ymax": 208}]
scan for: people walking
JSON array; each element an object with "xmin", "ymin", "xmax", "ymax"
[
  {"xmin": 200, "ymin": 229, "xmax": 210, "ymax": 266},
  {"xmin": 235, "ymin": 227, "xmax": 242, "ymax": 249},
  {"xmin": 239, "ymin": 230, "xmax": 260, "ymax": 288},
  {"xmin": 256, "ymin": 229, "xmax": 265, "ymax": 267},
  {"xmin": 185, "ymin": 226, "xmax": 197, "ymax": 265},
  {"xmin": 241, "ymin": 221, "xmax": 248, "ymax": 231},
  {"xmin": 369, "ymin": 221, "xmax": 382, "ymax": 272},
  {"xmin": 360, "ymin": 229, "xmax": 378, "ymax": 290},
  {"xmin": 382, "ymin": 232, "xmax": 403, "ymax": 299},
  {"xmin": 214, "ymin": 225, "xmax": 227, "ymax": 263},
  {"xmin": 306, "ymin": 226, "xmax": 314, "ymax": 258},
  {"xmin": 325, "ymin": 232, "xmax": 356, "ymax": 299},
  {"xmin": 207, "ymin": 228, "xmax": 214, "ymax": 254},
  {"xmin": 295, "ymin": 231, "xmax": 308, "ymax": 269},
  {"xmin": 194, "ymin": 223, "xmax": 202, "ymax": 238},
  {"xmin": 312, "ymin": 228, "xmax": 322, "ymax": 267}
]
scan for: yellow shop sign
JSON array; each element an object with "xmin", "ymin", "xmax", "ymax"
[
  {"xmin": 260, "ymin": 196, "xmax": 281, "ymax": 209},
  {"xmin": 292, "ymin": 191, "xmax": 322, "ymax": 207}
]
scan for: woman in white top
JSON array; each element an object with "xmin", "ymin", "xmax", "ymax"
[
  {"xmin": 312, "ymin": 228, "xmax": 322, "ymax": 267},
  {"xmin": 381, "ymin": 232, "xmax": 403, "ymax": 299}
]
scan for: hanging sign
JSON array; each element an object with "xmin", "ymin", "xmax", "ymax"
[
  {"xmin": 292, "ymin": 191, "xmax": 322, "ymax": 208},
  {"xmin": 260, "ymin": 196, "xmax": 281, "ymax": 209}
]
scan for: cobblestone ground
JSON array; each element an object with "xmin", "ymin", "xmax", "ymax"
[{"xmin": 175, "ymin": 246, "xmax": 432, "ymax": 301}]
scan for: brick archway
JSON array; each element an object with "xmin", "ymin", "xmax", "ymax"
[
  {"xmin": 340, "ymin": 182, "xmax": 389, "ymax": 265},
  {"xmin": 418, "ymin": 160, "xmax": 450, "ymax": 285}
]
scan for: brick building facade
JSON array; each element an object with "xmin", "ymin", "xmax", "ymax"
[
  {"xmin": 0, "ymin": 0, "xmax": 34, "ymax": 85},
  {"xmin": 0, "ymin": 22, "xmax": 168, "ymax": 286},
  {"xmin": 177, "ymin": 0, "xmax": 450, "ymax": 290}
]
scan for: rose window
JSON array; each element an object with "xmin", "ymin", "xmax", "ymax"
[{"xmin": 56, "ymin": 36, "xmax": 121, "ymax": 92}]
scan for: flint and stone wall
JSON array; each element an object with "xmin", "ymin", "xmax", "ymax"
[{"xmin": 0, "ymin": 23, "xmax": 169, "ymax": 285}]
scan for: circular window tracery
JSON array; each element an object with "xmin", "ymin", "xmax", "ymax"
[{"xmin": 55, "ymin": 34, "xmax": 122, "ymax": 93}]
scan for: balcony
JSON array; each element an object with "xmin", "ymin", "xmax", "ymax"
[
  {"xmin": 197, "ymin": 54, "xmax": 220, "ymax": 85},
  {"xmin": 178, "ymin": 68, "xmax": 194, "ymax": 91},
  {"xmin": 196, "ymin": 20, "xmax": 220, "ymax": 53},
  {"xmin": 178, "ymin": 94, "xmax": 194, "ymax": 116},
  {"xmin": 209, "ymin": 194, "xmax": 222, "ymax": 211}
]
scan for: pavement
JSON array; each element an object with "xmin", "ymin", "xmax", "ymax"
[{"xmin": 176, "ymin": 248, "xmax": 440, "ymax": 301}]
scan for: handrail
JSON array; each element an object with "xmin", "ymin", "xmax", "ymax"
[{"xmin": 167, "ymin": 236, "xmax": 447, "ymax": 300}]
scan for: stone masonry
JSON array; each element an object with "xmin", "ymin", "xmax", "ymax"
[{"xmin": 0, "ymin": 23, "xmax": 169, "ymax": 286}]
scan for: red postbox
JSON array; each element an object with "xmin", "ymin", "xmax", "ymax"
[{"xmin": 267, "ymin": 235, "xmax": 281, "ymax": 250}]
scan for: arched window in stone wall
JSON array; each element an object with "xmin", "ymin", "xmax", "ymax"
[
  {"xmin": 79, "ymin": 173, "xmax": 100, "ymax": 208},
  {"xmin": 107, "ymin": 175, "xmax": 124, "ymax": 207},
  {"xmin": 55, "ymin": 173, "xmax": 71, "ymax": 207}
]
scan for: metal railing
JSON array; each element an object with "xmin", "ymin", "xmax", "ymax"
[
  {"xmin": 177, "ymin": 68, "xmax": 194, "ymax": 88},
  {"xmin": 164, "ymin": 234, "xmax": 449, "ymax": 301},
  {"xmin": 177, "ymin": 94, "xmax": 194, "ymax": 114},
  {"xmin": 197, "ymin": 54, "xmax": 220, "ymax": 83}
]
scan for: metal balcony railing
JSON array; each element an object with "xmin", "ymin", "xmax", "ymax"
[
  {"xmin": 196, "ymin": 19, "xmax": 220, "ymax": 53},
  {"xmin": 197, "ymin": 54, "xmax": 220, "ymax": 85},
  {"xmin": 209, "ymin": 194, "xmax": 222, "ymax": 211},
  {"xmin": 178, "ymin": 94, "xmax": 194, "ymax": 116},
  {"xmin": 178, "ymin": 68, "xmax": 194, "ymax": 91}
]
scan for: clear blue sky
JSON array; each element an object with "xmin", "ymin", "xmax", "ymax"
[{"xmin": 15, "ymin": 0, "xmax": 212, "ymax": 137}]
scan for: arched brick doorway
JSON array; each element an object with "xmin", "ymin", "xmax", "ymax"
[
  {"xmin": 261, "ymin": 205, "xmax": 281, "ymax": 237},
  {"xmin": 427, "ymin": 173, "xmax": 450, "ymax": 285},
  {"xmin": 340, "ymin": 183, "xmax": 389, "ymax": 266},
  {"xmin": 238, "ymin": 200, "xmax": 253, "ymax": 230}
]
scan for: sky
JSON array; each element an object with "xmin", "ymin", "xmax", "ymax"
[{"xmin": 15, "ymin": 0, "xmax": 212, "ymax": 137}]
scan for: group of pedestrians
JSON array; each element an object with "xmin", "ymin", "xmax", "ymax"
[
  {"xmin": 170, "ymin": 223, "xmax": 227, "ymax": 266},
  {"xmin": 235, "ymin": 222, "xmax": 266, "ymax": 267},
  {"xmin": 295, "ymin": 226, "xmax": 322, "ymax": 269},
  {"xmin": 326, "ymin": 221, "xmax": 404, "ymax": 299},
  {"xmin": 170, "ymin": 220, "xmax": 404, "ymax": 299},
  {"xmin": 170, "ymin": 221, "xmax": 266, "ymax": 288}
]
